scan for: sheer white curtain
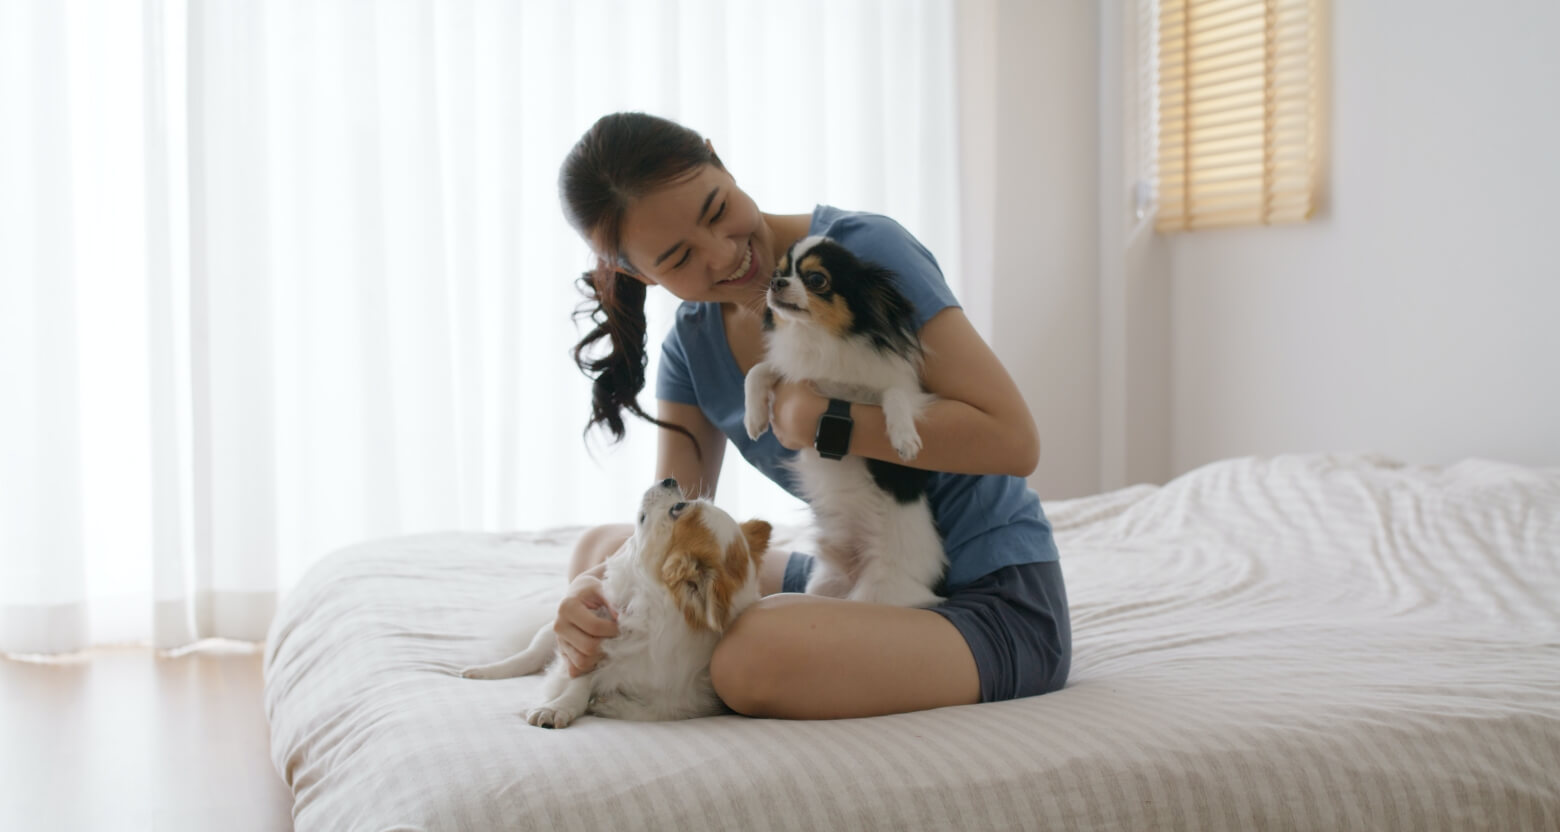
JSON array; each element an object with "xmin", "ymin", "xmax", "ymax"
[{"xmin": 0, "ymin": 0, "xmax": 961, "ymax": 654}]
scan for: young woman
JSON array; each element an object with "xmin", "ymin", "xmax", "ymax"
[{"xmin": 554, "ymin": 112, "xmax": 1069, "ymax": 720}]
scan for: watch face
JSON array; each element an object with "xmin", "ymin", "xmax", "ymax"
[{"xmin": 815, "ymin": 414, "xmax": 852, "ymax": 455}]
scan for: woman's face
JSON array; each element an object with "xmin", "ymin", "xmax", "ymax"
[{"xmin": 611, "ymin": 163, "xmax": 774, "ymax": 307}]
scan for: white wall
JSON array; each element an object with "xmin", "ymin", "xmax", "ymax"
[
  {"xmin": 961, "ymin": 1, "xmax": 1558, "ymax": 496},
  {"xmin": 1098, "ymin": 0, "xmax": 1173, "ymax": 492},
  {"xmin": 958, "ymin": 0, "xmax": 1102, "ymax": 500},
  {"xmin": 1169, "ymin": 1, "xmax": 1560, "ymax": 473}
]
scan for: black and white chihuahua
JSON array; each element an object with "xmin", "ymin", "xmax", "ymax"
[{"xmin": 743, "ymin": 235, "xmax": 945, "ymax": 607}]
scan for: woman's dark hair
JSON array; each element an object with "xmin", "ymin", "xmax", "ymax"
[{"xmin": 563, "ymin": 112, "xmax": 721, "ymax": 456}]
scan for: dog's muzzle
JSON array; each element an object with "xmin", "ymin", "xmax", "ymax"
[
  {"xmin": 642, "ymin": 479, "xmax": 682, "ymax": 515},
  {"xmin": 767, "ymin": 276, "xmax": 807, "ymax": 313}
]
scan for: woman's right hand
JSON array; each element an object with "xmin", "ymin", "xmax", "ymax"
[{"xmin": 555, "ymin": 572, "xmax": 619, "ymax": 677}]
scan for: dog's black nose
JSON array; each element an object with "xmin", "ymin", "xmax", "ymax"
[{"xmin": 660, "ymin": 477, "xmax": 678, "ymax": 490}]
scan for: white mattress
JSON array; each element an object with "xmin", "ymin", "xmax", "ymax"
[{"xmin": 263, "ymin": 454, "xmax": 1560, "ymax": 831}]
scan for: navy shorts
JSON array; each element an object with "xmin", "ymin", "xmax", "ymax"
[{"xmin": 783, "ymin": 554, "xmax": 1072, "ymax": 702}]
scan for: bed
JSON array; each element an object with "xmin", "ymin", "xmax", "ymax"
[{"xmin": 263, "ymin": 454, "xmax": 1560, "ymax": 830}]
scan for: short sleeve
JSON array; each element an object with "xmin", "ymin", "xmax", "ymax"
[
  {"xmin": 655, "ymin": 320, "xmax": 698, "ymax": 405},
  {"xmin": 822, "ymin": 211, "xmax": 960, "ymax": 332}
]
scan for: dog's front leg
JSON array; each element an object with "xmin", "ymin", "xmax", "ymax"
[
  {"xmin": 526, "ymin": 667, "xmax": 593, "ymax": 729},
  {"xmin": 743, "ymin": 361, "xmax": 780, "ymax": 440},
  {"xmin": 880, "ymin": 387, "xmax": 935, "ymax": 461}
]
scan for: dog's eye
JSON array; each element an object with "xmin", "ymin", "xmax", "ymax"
[
  {"xmin": 638, "ymin": 512, "xmax": 645, "ymax": 525},
  {"xmin": 802, "ymin": 271, "xmax": 828, "ymax": 292},
  {"xmin": 669, "ymin": 502, "xmax": 687, "ymax": 519}
]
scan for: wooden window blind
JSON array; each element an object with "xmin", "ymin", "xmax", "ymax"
[{"xmin": 1153, "ymin": 0, "xmax": 1321, "ymax": 231}]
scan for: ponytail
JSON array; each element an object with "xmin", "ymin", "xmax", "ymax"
[
  {"xmin": 571, "ymin": 265, "xmax": 701, "ymax": 457},
  {"xmin": 560, "ymin": 112, "xmax": 721, "ymax": 455}
]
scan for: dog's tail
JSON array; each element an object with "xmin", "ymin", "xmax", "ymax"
[{"xmin": 460, "ymin": 625, "xmax": 557, "ymax": 680}]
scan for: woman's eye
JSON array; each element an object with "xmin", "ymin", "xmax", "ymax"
[
  {"xmin": 710, "ymin": 201, "xmax": 726, "ymax": 223},
  {"xmin": 669, "ymin": 502, "xmax": 687, "ymax": 518},
  {"xmin": 673, "ymin": 250, "xmax": 690, "ymax": 269}
]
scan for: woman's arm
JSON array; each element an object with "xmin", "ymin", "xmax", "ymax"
[
  {"xmin": 767, "ymin": 307, "xmax": 1040, "ymax": 478},
  {"xmin": 656, "ymin": 399, "xmax": 728, "ymax": 498}
]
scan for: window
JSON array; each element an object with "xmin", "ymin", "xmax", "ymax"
[{"xmin": 1147, "ymin": 0, "xmax": 1322, "ymax": 231}]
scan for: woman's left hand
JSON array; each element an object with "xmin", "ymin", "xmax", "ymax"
[{"xmin": 767, "ymin": 379, "xmax": 828, "ymax": 451}]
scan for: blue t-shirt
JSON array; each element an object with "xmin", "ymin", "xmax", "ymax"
[{"xmin": 655, "ymin": 205, "xmax": 1058, "ymax": 590}]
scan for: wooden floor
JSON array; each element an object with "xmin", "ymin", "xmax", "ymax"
[{"xmin": 0, "ymin": 644, "xmax": 294, "ymax": 832}]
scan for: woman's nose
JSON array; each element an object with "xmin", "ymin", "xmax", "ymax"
[{"xmin": 709, "ymin": 234, "xmax": 739, "ymax": 275}]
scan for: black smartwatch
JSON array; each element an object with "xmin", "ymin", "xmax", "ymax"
[{"xmin": 814, "ymin": 398, "xmax": 854, "ymax": 460}]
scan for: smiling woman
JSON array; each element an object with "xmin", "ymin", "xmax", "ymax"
[{"xmin": 552, "ymin": 112, "xmax": 1067, "ymax": 720}]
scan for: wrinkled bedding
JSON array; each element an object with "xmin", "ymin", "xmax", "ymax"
[{"xmin": 264, "ymin": 454, "xmax": 1560, "ymax": 831}]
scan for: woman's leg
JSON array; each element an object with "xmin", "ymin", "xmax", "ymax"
[
  {"xmin": 710, "ymin": 594, "xmax": 981, "ymax": 719},
  {"xmin": 568, "ymin": 523, "xmax": 633, "ymax": 581},
  {"xmin": 757, "ymin": 547, "xmax": 792, "ymax": 595}
]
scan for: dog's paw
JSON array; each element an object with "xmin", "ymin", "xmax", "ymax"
[
  {"xmin": 743, "ymin": 407, "xmax": 770, "ymax": 442},
  {"xmin": 743, "ymin": 391, "xmax": 772, "ymax": 440},
  {"xmin": 743, "ymin": 363, "xmax": 776, "ymax": 440},
  {"xmin": 881, "ymin": 388, "xmax": 930, "ymax": 461},
  {"xmin": 888, "ymin": 427, "xmax": 923, "ymax": 462},
  {"xmin": 459, "ymin": 665, "xmax": 496, "ymax": 680},
  {"xmin": 525, "ymin": 705, "xmax": 580, "ymax": 729}
]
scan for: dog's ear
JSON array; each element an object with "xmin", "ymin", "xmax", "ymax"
[
  {"xmin": 740, "ymin": 519, "xmax": 772, "ymax": 566},
  {"xmin": 661, "ymin": 546, "xmax": 733, "ymax": 633}
]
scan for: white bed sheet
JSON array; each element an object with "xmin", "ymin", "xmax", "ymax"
[{"xmin": 264, "ymin": 454, "xmax": 1560, "ymax": 831}]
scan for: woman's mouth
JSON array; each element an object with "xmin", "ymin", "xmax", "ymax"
[{"xmin": 716, "ymin": 242, "xmax": 758, "ymax": 288}]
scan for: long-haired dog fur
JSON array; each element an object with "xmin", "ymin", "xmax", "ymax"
[
  {"xmin": 460, "ymin": 479, "xmax": 771, "ymax": 727},
  {"xmin": 743, "ymin": 235, "xmax": 945, "ymax": 608}
]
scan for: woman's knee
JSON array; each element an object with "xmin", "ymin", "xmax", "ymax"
[
  {"xmin": 568, "ymin": 523, "xmax": 632, "ymax": 580},
  {"xmin": 710, "ymin": 599, "xmax": 798, "ymax": 716}
]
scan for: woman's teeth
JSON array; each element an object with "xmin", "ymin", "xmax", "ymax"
[{"xmin": 718, "ymin": 245, "xmax": 752, "ymax": 284}]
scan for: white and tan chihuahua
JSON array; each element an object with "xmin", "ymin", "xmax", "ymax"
[{"xmin": 461, "ymin": 479, "xmax": 771, "ymax": 728}]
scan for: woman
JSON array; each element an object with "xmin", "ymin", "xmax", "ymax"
[{"xmin": 555, "ymin": 112, "xmax": 1069, "ymax": 720}]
